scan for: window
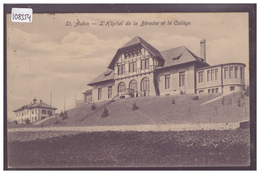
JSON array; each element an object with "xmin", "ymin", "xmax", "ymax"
[
  {"xmin": 216, "ymin": 88, "xmax": 219, "ymax": 93},
  {"xmin": 229, "ymin": 67, "xmax": 233, "ymax": 79},
  {"xmin": 145, "ymin": 58, "xmax": 149, "ymax": 69},
  {"xmin": 129, "ymin": 62, "xmax": 133, "ymax": 73},
  {"xmin": 27, "ymin": 111, "xmax": 29, "ymax": 115},
  {"xmin": 234, "ymin": 66, "xmax": 238, "ymax": 78},
  {"xmin": 41, "ymin": 109, "xmax": 46, "ymax": 114},
  {"xmin": 133, "ymin": 62, "xmax": 137, "ymax": 72},
  {"xmin": 199, "ymin": 90, "xmax": 204, "ymax": 93},
  {"xmin": 129, "ymin": 80, "xmax": 137, "ymax": 90},
  {"xmin": 224, "ymin": 67, "xmax": 228, "ymax": 79},
  {"xmin": 211, "ymin": 69, "xmax": 214, "ymax": 81},
  {"xmin": 141, "ymin": 59, "xmax": 145, "ymax": 70},
  {"xmin": 179, "ymin": 72, "xmax": 185, "ymax": 87},
  {"xmin": 118, "ymin": 82, "xmax": 126, "ymax": 93},
  {"xmin": 230, "ymin": 86, "xmax": 235, "ymax": 91},
  {"xmin": 141, "ymin": 77, "xmax": 149, "ymax": 91},
  {"xmin": 198, "ymin": 72, "xmax": 203, "ymax": 83},
  {"xmin": 208, "ymin": 89, "xmax": 211, "ymax": 93},
  {"xmin": 240, "ymin": 67, "xmax": 243, "ymax": 79},
  {"xmin": 108, "ymin": 86, "xmax": 112, "ymax": 99},
  {"xmin": 215, "ymin": 69, "xmax": 218, "ymax": 80},
  {"xmin": 212, "ymin": 89, "xmax": 215, "ymax": 93},
  {"xmin": 165, "ymin": 74, "xmax": 170, "ymax": 89},
  {"xmin": 118, "ymin": 65, "xmax": 121, "ymax": 75},
  {"xmin": 98, "ymin": 88, "xmax": 102, "ymax": 100},
  {"xmin": 207, "ymin": 70, "xmax": 210, "ymax": 81},
  {"xmin": 32, "ymin": 110, "xmax": 34, "ymax": 114},
  {"xmin": 122, "ymin": 64, "xmax": 125, "ymax": 74}
]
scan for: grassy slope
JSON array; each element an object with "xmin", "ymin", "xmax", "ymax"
[
  {"xmin": 8, "ymin": 129, "xmax": 250, "ymax": 168},
  {"xmin": 55, "ymin": 92, "xmax": 249, "ymax": 127}
]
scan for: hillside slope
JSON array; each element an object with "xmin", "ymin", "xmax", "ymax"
[{"xmin": 52, "ymin": 92, "xmax": 249, "ymax": 127}]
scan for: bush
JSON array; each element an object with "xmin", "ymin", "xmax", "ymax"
[
  {"xmin": 192, "ymin": 96, "xmax": 199, "ymax": 100},
  {"xmin": 132, "ymin": 102, "xmax": 139, "ymax": 110},
  {"xmin": 25, "ymin": 118, "xmax": 30, "ymax": 124},
  {"xmin": 14, "ymin": 120, "xmax": 18, "ymax": 124},
  {"xmin": 62, "ymin": 111, "xmax": 68, "ymax": 120},
  {"xmin": 101, "ymin": 107, "xmax": 109, "ymax": 118},
  {"xmin": 91, "ymin": 103, "xmax": 96, "ymax": 110}
]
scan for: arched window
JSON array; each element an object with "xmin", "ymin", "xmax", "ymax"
[
  {"xmin": 118, "ymin": 81, "xmax": 126, "ymax": 93},
  {"xmin": 129, "ymin": 80, "xmax": 137, "ymax": 91},
  {"xmin": 141, "ymin": 77, "xmax": 149, "ymax": 91}
]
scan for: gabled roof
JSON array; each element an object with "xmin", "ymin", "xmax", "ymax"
[
  {"xmin": 108, "ymin": 36, "xmax": 164, "ymax": 69},
  {"xmin": 13, "ymin": 100, "xmax": 57, "ymax": 112},
  {"xmin": 87, "ymin": 69, "xmax": 114, "ymax": 86},
  {"xmin": 158, "ymin": 46, "xmax": 208, "ymax": 69}
]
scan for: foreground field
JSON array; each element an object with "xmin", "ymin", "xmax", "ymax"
[{"xmin": 8, "ymin": 128, "xmax": 250, "ymax": 168}]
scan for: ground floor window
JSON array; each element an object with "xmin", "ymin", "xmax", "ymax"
[
  {"xmin": 208, "ymin": 89, "xmax": 211, "ymax": 93},
  {"xmin": 165, "ymin": 74, "xmax": 170, "ymax": 89},
  {"xmin": 216, "ymin": 88, "xmax": 219, "ymax": 93},
  {"xmin": 98, "ymin": 88, "xmax": 102, "ymax": 100},
  {"xmin": 230, "ymin": 86, "xmax": 235, "ymax": 91},
  {"xmin": 129, "ymin": 80, "xmax": 137, "ymax": 90},
  {"xmin": 108, "ymin": 86, "xmax": 112, "ymax": 99},
  {"xmin": 199, "ymin": 90, "xmax": 204, "ymax": 93},
  {"xmin": 141, "ymin": 77, "xmax": 149, "ymax": 91},
  {"xmin": 118, "ymin": 82, "xmax": 126, "ymax": 93},
  {"xmin": 179, "ymin": 72, "xmax": 185, "ymax": 87}
]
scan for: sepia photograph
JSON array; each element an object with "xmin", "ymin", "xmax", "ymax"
[{"xmin": 4, "ymin": 4, "xmax": 256, "ymax": 170}]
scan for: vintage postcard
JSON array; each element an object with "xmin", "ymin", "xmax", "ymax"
[{"xmin": 4, "ymin": 4, "xmax": 256, "ymax": 170}]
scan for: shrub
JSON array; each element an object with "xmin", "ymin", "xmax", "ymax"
[
  {"xmin": 62, "ymin": 111, "xmax": 68, "ymax": 120},
  {"xmin": 25, "ymin": 118, "xmax": 30, "ymax": 124},
  {"xmin": 60, "ymin": 111, "xmax": 64, "ymax": 117},
  {"xmin": 101, "ymin": 107, "xmax": 109, "ymax": 118},
  {"xmin": 192, "ymin": 96, "xmax": 199, "ymax": 100},
  {"xmin": 14, "ymin": 120, "xmax": 18, "ymax": 124},
  {"xmin": 132, "ymin": 102, "xmax": 139, "ymax": 110},
  {"xmin": 91, "ymin": 103, "xmax": 96, "ymax": 110}
]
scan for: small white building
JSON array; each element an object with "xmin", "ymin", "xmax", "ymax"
[{"xmin": 13, "ymin": 98, "xmax": 57, "ymax": 124}]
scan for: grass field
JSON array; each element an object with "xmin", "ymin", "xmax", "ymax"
[{"xmin": 8, "ymin": 128, "xmax": 250, "ymax": 168}]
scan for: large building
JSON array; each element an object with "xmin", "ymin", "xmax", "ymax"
[
  {"xmin": 13, "ymin": 98, "xmax": 57, "ymax": 124},
  {"xmin": 85, "ymin": 36, "xmax": 246, "ymax": 102}
]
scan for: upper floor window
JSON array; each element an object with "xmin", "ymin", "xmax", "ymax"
[
  {"xmin": 129, "ymin": 62, "xmax": 133, "ymax": 73},
  {"xmin": 234, "ymin": 66, "xmax": 238, "ymax": 78},
  {"xmin": 215, "ymin": 69, "xmax": 218, "ymax": 80},
  {"xmin": 179, "ymin": 72, "xmax": 185, "ymax": 87},
  {"xmin": 207, "ymin": 70, "xmax": 210, "ymax": 81},
  {"xmin": 165, "ymin": 74, "xmax": 170, "ymax": 89},
  {"xmin": 133, "ymin": 62, "xmax": 137, "ymax": 72},
  {"xmin": 224, "ymin": 67, "xmax": 228, "ymax": 79},
  {"xmin": 41, "ymin": 109, "xmax": 46, "ymax": 114},
  {"xmin": 141, "ymin": 59, "xmax": 145, "ymax": 70},
  {"xmin": 198, "ymin": 72, "xmax": 203, "ymax": 83},
  {"xmin": 240, "ymin": 67, "xmax": 243, "ymax": 79},
  {"xmin": 229, "ymin": 67, "xmax": 233, "ymax": 79},
  {"xmin": 145, "ymin": 58, "xmax": 149, "ymax": 69},
  {"xmin": 211, "ymin": 69, "xmax": 214, "ymax": 81}
]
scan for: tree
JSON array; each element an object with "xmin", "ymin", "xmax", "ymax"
[
  {"xmin": 132, "ymin": 102, "xmax": 139, "ymax": 110},
  {"xmin": 91, "ymin": 103, "xmax": 96, "ymax": 110},
  {"xmin": 101, "ymin": 107, "xmax": 109, "ymax": 118}
]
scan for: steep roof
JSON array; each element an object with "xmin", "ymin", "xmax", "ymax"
[
  {"xmin": 108, "ymin": 36, "xmax": 164, "ymax": 69},
  {"xmin": 87, "ymin": 69, "xmax": 114, "ymax": 86},
  {"xmin": 13, "ymin": 100, "xmax": 57, "ymax": 112},
  {"xmin": 158, "ymin": 46, "xmax": 208, "ymax": 69}
]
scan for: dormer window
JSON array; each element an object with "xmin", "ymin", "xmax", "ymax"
[{"xmin": 172, "ymin": 53, "xmax": 183, "ymax": 60}]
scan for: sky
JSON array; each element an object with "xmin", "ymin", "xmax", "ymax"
[{"xmin": 6, "ymin": 12, "xmax": 249, "ymax": 121}]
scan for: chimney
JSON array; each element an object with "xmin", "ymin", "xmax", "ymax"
[
  {"xmin": 200, "ymin": 39, "xmax": 206, "ymax": 62},
  {"xmin": 33, "ymin": 98, "xmax": 37, "ymax": 104}
]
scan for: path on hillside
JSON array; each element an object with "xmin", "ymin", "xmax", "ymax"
[{"xmin": 8, "ymin": 122, "xmax": 243, "ymax": 133}]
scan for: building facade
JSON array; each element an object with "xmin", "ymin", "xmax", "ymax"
[
  {"xmin": 13, "ymin": 98, "xmax": 57, "ymax": 124},
  {"xmin": 85, "ymin": 36, "xmax": 246, "ymax": 102}
]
